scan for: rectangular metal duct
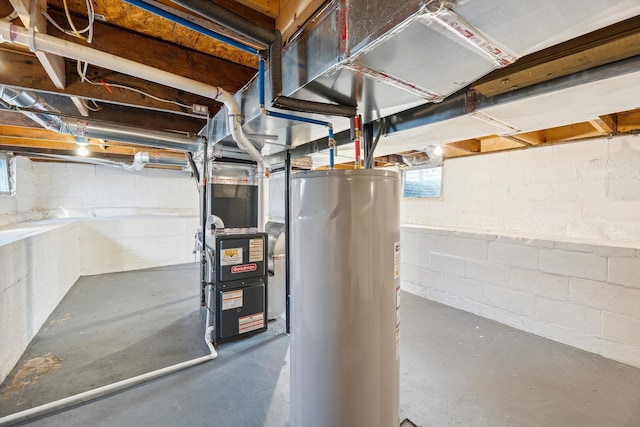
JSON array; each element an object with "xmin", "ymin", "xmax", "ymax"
[{"xmin": 211, "ymin": 0, "xmax": 640, "ymax": 158}]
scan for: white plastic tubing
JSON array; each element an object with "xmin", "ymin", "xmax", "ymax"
[
  {"xmin": 0, "ymin": 331, "xmax": 216, "ymax": 426},
  {"xmin": 0, "ymin": 23, "xmax": 247, "ymax": 425}
]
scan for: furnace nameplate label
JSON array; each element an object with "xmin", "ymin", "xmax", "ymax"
[
  {"xmin": 221, "ymin": 248, "xmax": 243, "ymax": 266},
  {"xmin": 248, "ymin": 238, "xmax": 264, "ymax": 262},
  {"xmin": 238, "ymin": 312, "xmax": 264, "ymax": 334},
  {"xmin": 222, "ymin": 289, "xmax": 243, "ymax": 310}
]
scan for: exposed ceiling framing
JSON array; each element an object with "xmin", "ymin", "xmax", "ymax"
[{"xmin": 0, "ymin": 0, "xmax": 639, "ymax": 170}]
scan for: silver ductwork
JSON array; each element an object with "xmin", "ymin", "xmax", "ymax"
[
  {"xmin": 0, "ymin": 87, "xmax": 204, "ymax": 152},
  {"xmin": 210, "ymin": 0, "xmax": 640, "ymax": 156}
]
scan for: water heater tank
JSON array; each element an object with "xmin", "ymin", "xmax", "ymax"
[{"xmin": 290, "ymin": 169, "xmax": 400, "ymax": 427}]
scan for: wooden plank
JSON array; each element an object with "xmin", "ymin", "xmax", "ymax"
[
  {"xmin": 480, "ymin": 136, "xmax": 526, "ymax": 153},
  {"xmin": 589, "ymin": 115, "xmax": 617, "ymax": 134},
  {"xmin": 233, "ymin": 0, "xmax": 279, "ymax": 18},
  {"xmin": 0, "ymin": 48, "xmax": 222, "ymax": 116},
  {"xmin": 473, "ymin": 15, "xmax": 640, "ymax": 97},
  {"xmin": 47, "ymin": 10, "xmax": 257, "ymax": 91},
  {"xmin": 277, "ymin": 0, "xmax": 326, "ymax": 43},
  {"xmin": 508, "ymin": 131, "xmax": 544, "ymax": 146},
  {"xmin": 11, "ymin": 0, "xmax": 67, "ymax": 89},
  {"xmin": 542, "ymin": 122, "xmax": 604, "ymax": 143},
  {"xmin": 47, "ymin": 0, "xmax": 263, "ymax": 68},
  {"xmin": 445, "ymin": 139, "xmax": 481, "ymax": 153},
  {"xmin": 442, "ymin": 145, "xmax": 474, "ymax": 158},
  {"xmin": 617, "ymin": 110, "xmax": 640, "ymax": 132}
]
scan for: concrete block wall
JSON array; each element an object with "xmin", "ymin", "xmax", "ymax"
[
  {"xmin": 402, "ymin": 135, "xmax": 640, "ymax": 244},
  {"xmin": 34, "ymin": 162, "xmax": 198, "ymax": 218},
  {"xmin": 79, "ymin": 216, "xmax": 199, "ymax": 275},
  {"xmin": 0, "ymin": 222, "xmax": 80, "ymax": 383},
  {"xmin": 0, "ymin": 157, "xmax": 43, "ymax": 227},
  {"xmin": 0, "ymin": 160, "xmax": 201, "ymax": 384},
  {"xmin": 401, "ymin": 226, "xmax": 640, "ymax": 368}
]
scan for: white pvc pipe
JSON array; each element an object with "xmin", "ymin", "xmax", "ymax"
[
  {"xmin": 257, "ymin": 162, "xmax": 265, "ymax": 231},
  {"xmin": 0, "ymin": 335, "xmax": 216, "ymax": 426},
  {"xmin": 0, "ymin": 22, "xmax": 263, "ymax": 163}
]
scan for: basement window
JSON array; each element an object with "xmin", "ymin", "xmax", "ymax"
[
  {"xmin": 0, "ymin": 154, "xmax": 12, "ymax": 195},
  {"xmin": 402, "ymin": 166, "xmax": 442, "ymax": 198}
]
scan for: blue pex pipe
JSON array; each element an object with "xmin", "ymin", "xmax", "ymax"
[
  {"xmin": 266, "ymin": 109, "xmax": 331, "ymax": 127},
  {"xmin": 259, "ymin": 58, "xmax": 265, "ymax": 106},
  {"xmin": 124, "ymin": 0, "xmax": 260, "ymax": 56}
]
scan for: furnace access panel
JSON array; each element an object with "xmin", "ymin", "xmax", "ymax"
[{"xmin": 214, "ymin": 233, "xmax": 268, "ymax": 342}]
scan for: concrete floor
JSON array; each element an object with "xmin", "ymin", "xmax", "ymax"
[{"xmin": 1, "ymin": 263, "xmax": 640, "ymax": 426}]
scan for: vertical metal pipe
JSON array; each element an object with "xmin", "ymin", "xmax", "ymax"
[
  {"xmin": 284, "ymin": 149, "xmax": 292, "ymax": 334},
  {"xmin": 362, "ymin": 121, "xmax": 373, "ymax": 169},
  {"xmin": 200, "ymin": 139, "xmax": 208, "ymax": 306}
]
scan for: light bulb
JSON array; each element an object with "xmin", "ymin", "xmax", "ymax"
[
  {"xmin": 433, "ymin": 145, "xmax": 443, "ymax": 156},
  {"xmin": 77, "ymin": 145, "xmax": 89, "ymax": 156}
]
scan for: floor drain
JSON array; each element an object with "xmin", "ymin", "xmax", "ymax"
[{"xmin": 400, "ymin": 418, "xmax": 418, "ymax": 427}]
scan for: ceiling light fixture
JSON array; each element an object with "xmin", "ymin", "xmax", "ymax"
[{"xmin": 75, "ymin": 137, "xmax": 89, "ymax": 156}]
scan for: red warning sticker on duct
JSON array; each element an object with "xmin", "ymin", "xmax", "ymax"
[
  {"xmin": 231, "ymin": 263, "xmax": 257, "ymax": 274},
  {"xmin": 239, "ymin": 312, "xmax": 264, "ymax": 334}
]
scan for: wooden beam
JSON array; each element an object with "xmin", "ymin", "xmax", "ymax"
[
  {"xmin": 480, "ymin": 136, "xmax": 526, "ymax": 152},
  {"xmin": 47, "ymin": 0, "xmax": 262, "ymax": 68},
  {"xmin": 508, "ymin": 131, "xmax": 544, "ymax": 146},
  {"xmin": 442, "ymin": 145, "xmax": 474, "ymax": 158},
  {"xmin": 277, "ymin": 0, "xmax": 326, "ymax": 43},
  {"xmin": 541, "ymin": 122, "xmax": 604, "ymax": 143},
  {"xmin": 0, "ymin": 48, "xmax": 221, "ymax": 116},
  {"xmin": 233, "ymin": 0, "xmax": 279, "ymax": 18},
  {"xmin": 589, "ymin": 114, "xmax": 617, "ymax": 134},
  {"xmin": 11, "ymin": 0, "xmax": 67, "ymax": 89},
  {"xmin": 47, "ymin": 10, "xmax": 257, "ymax": 91},
  {"xmin": 617, "ymin": 110, "xmax": 640, "ymax": 132},
  {"xmin": 473, "ymin": 15, "xmax": 640, "ymax": 97},
  {"xmin": 445, "ymin": 139, "xmax": 481, "ymax": 153}
]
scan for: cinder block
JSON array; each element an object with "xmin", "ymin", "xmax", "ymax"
[
  {"xmin": 593, "ymin": 245, "xmax": 637, "ymax": 258},
  {"xmin": 431, "ymin": 253, "xmax": 466, "ymax": 277},
  {"xmin": 601, "ymin": 312, "xmax": 640, "ymax": 348},
  {"xmin": 443, "ymin": 236, "xmax": 488, "ymax": 261},
  {"xmin": 554, "ymin": 241, "xmax": 593, "ymax": 253},
  {"xmin": 608, "ymin": 257, "xmax": 640, "ymax": 289},
  {"xmin": 441, "ymin": 276, "xmax": 484, "ymax": 302},
  {"xmin": 539, "ymin": 249, "xmax": 607, "ymax": 281},
  {"xmin": 466, "ymin": 260, "xmax": 510, "ymax": 286},
  {"xmin": 484, "ymin": 284, "xmax": 535, "ymax": 317},
  {"xmin": 488, "ymin": 241, "xmax": 539, "ymax": 270},
  {"xmin": 510, "ymin": 268, "xmax": 569, "ymax": 300},
  {"xmin": 570, "ymin": 278, "xmax": 640, "ymax": 319},
  {"xmin": 535, "ymin": 297, "xmax": 601, "ymax": 335}
]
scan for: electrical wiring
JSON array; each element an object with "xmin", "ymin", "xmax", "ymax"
[
  {"xmin": 44, "ymin": 0, "xmax": 94, "ymax": 42},
  {"xmin": 63, "ymin": 0, "xmax": 86, "ymax": 40},
  {"xmin": 76, "ymin": 61, "xmax": 192, "ymax": 110},
  {"xmin": 80, "ymin": 98, "xmax": 101, "ymax": 112}
]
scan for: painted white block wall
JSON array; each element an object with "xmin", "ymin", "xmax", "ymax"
[
  {"xmin": 0, "ymin": 157, "xmax": 43, "ymax": 227},
  {"xmin": 401, "ymin": 227, "xmax": 640, "ymax": 368},
  {"xmin": 403, "ymin": 135, "xmax": 640, "ymax": 244},
  {"xmin": 401, "ymin": 135, "xmax": 640, "ymax": 367},
  {"xmin": 0, "ymin": 222, "xmax": 80, "ymax": 383},
  {"xmin": 0, "ymin": 159, "xmax": 200, "ymax": 383}
]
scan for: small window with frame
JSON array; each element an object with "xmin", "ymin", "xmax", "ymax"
[
  {"xmin": 0, "ymin": 154, "xmax": 12, "ymax": 195},
  {"xmin": 402, "ymin": 166, "xmax": 443, "ymax": 198}
]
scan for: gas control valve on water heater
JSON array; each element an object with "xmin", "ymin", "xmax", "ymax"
[{"xmin": 290, "ymin": 169, "xmax": 400, "ymax": 427}]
